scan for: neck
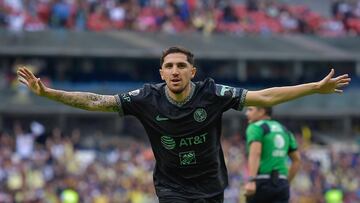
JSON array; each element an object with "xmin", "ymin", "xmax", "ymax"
[
  {"xmin": 253, "ymin": 116, "xmax": 271, "ymax": 123},
  {"xmin": 166, "ymin": 82, "xmax": 193, "ymax": 103}
]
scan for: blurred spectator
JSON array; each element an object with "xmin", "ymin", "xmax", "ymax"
[
  {"xmin": 109, "ymin": 1, "xmax": 126, "ymax": 29},
  {"xmin": 87, "ymin": 4, "xmax": 112, "ymax": 31},
  {"xmin": 7, "ymin": 10, "xmax": 25, "ymax": 35},
  {"xmin": 50, "ymin": 0, "xmax": 71, "ymax": 29},
  {"xmin": 14, "ymin": 121, "xmax": 44, "ymax": 160},
  {"xmin": 279, "ymin": 10, "xmax": 299, "ymax": 33},
  {"xmin": 222, "ymin": 2, "xmax": 238, "ymax": 23}
]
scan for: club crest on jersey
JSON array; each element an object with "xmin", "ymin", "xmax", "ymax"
[{"xmin": 193, "ymin": 108, "xmax": 207, "ymax": 122}]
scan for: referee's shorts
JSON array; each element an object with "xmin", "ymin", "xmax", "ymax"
[
  {"xmin": 246, "ymin": 174, "xmax": 290, "ymax": 203},
  {"xmin": 158, "ymin": 192, "xmax": 224, "ymax": 203}
]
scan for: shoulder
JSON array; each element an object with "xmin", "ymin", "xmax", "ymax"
[
  {"xmin": 119, "ymin": 83, "xmax": 164, "ymax": 103},
  {"xmin": 192, "ymin": 78, "xmax": 216, "ymax": 97},
  {"xmin": 246, "ymin": 122, "xmax": 265, "ymax": 140},
  {"xmin": 272, "ymin": 120, "xmax": 291, "ymax": 134},
  {"xmin": 194, "ymin": 78, "xmax": 216, "ymax": 89},
  {"xmin": 139, "ymin": 82, "xmax": 165, "ymax": 96},
  {"xmin": 194, "ymin": 78, "xmax": 236, "ymax": 96},
  {"xmin": 253, "ymin": 120, "xmax": 266, "ymax": 127},
  {"xmin": 148, "ymin": 82, "xmax": 165, "ymax": 90},
  {"xmin": 246, "ymin": 120, "xmax": 267, "ymax": 135},
  {"xmin": 246, "ymin": 121, "xmax": 264, "ymax": 132}
]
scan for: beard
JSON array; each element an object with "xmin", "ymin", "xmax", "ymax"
[
  {"xmin": 167, "ymin": 85, "xmax": 187, "ymax": 94},
  {"xmin": 166, "ymin": 80, "xmax": 190, "ymax": 95}
]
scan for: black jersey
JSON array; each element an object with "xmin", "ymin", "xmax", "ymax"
[{"xmin": 115, "ymin": 78, "xmax": 247, "ymax": 198}]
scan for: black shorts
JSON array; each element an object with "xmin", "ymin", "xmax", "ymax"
[
  {"xmin": 158, "ymin": 192, "xmax": 224, "ymax": 203},
  {"xmin": 246, "ymin": 179, "xmax": 289, "ymax": 203}
]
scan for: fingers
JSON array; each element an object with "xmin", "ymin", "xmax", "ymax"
[
  {"xmin": 17, "ymin": 68, "xmax": 32, "ymax": 81},
  {"xmin": 18, "ymin": 76, "xmax": 29, "ymax": 86},
  {"xmin": 17, "ymin": 70, "xmax": 28, "ymax": 80},
  {"xmin": 325, "ymin": 68, "xmax": 335, "ymax": 80},
  {"xmin": 335, "ymin": 89, "xmax": 343, "ymax": 93},
  {"xmin": 22, "ymin": 67, "xmax": 37, "ymax": 80},
  {"xmin": 334, "ymin": 74, "xmax": 349, "ymax": 81},
  {"xmin": 336, "ymin": 82, "xmax": 349, "ymax": 88},
  {"xmin": 338, "ymin": 78, "xmax": 351, "ymax": 83},
  {"xmin": 17, "ymin": 67, "xmax": 30, "ymax": 86},
  {"xmin": 37, "ymin": 78, "xmax": 46, "ymax": 90},
  {"xmin": 17, "ymin": 66, "xmax": 36, "ymax": 80}
]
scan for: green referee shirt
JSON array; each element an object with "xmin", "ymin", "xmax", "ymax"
[{"xmin": 246, "ymin": 119, "xmax": 298, "ymax": 176}]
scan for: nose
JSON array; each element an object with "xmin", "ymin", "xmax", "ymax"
[{"xmin": 171, "ymin": 67, "xmax": 180, "ymax": 75}]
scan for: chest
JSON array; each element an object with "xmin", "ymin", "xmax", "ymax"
[{"xmin": 139, "ymin": 96, "xmax": 222, "ymax": 136}]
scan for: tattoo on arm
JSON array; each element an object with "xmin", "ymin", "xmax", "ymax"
[{"xmin": 48, "ymin": 90, "xmax": 119, "ymax": 112}]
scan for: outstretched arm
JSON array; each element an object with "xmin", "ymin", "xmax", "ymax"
[
  {"xmin": 245, "ymin": 69, "xmax": 351, "ymax": 106},
  {"xmin": 17, "ymin": 67, "xmax": 119, "ymax": 112}
]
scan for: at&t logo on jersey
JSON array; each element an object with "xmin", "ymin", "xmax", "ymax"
[
  {"xmin": 160, "ymin": 133, "xmax": 208, "ymax": 150},
  {"xmin": 161, "ymin": 136, "xmax": 176, "ymax": 150}
]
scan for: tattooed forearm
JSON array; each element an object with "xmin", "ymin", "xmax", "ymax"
[{"xmin": 45, "ymin": 88, "xmax": 119, "ymax": 112}]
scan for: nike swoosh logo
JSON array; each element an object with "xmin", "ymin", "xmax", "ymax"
[{"xmin": 156, "ymin": 115, "xmax": 169, "ymax": 121}]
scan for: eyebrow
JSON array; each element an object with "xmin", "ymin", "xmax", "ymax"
[{"xmin": 164, "ymin": 62, "xmax": 188, "ymax": 66}]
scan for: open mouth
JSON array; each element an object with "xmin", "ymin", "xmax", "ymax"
[{"xmin": 171, "ymin": 79, "xmax": 181, "ymax": 84}]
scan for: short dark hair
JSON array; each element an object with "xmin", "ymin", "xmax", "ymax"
[{"xmin": 160, "ymin": 46, "xmax": 194, "ymax": 67}]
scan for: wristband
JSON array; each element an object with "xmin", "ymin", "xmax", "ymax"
[{"xmin": 247, "ymin": 176, "xmax": 256, "ymax": 182}]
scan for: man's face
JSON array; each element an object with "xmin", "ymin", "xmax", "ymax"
[
  {"xmin": 160, "ymin": 53, "xmax": 196, "ymax": 94},
  {"xmin": 246, "ymin": 107, "xmax": 265, "ymax": 123}
]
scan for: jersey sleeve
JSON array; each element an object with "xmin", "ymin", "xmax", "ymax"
[
  {"xmin": 115, "ymin": 85, "xmax": 151, "ymax": 117},
  {"xmin": 246, "ymin": 124, "xmax": 264, "ymax": 145},
  {"xmin": 214, "ymin": 83, "xmax": 248, "ymax": 111},
  {"xmin": 288, "ymin": 132, "xmax": 298, "ymax": 153}
]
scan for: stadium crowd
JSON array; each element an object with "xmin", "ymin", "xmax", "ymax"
[
  {"xmin": 0, "ymin": 0, "xmax": 360, "ymax": 36},
  {"xmin": 0, "ymin": 122, "xmax": 359, "ymax": 203}
]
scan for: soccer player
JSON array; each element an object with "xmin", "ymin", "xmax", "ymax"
[
  {"xmin": 244, "ymin": 107, "xmax": 300, "ymax": 203},
  {"xmin": 17, "ymin": 46, "xmax": 350, "ymax": 202}
]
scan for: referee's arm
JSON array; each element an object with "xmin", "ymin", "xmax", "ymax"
[
  {"xmin": 244, "ymin": 142, "xmax": 262, "ymax": 196},
  {"xmin": 248, "ymin": 142, "xmax": 262, "ymax": 178},
  {"xmin": 288, "ymin": 150, "xmax": 301, "ymax": 182}
]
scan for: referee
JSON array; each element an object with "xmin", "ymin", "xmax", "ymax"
[{"xmin": 244, "ymin": 106, "xmax": 301, "ymax": 203}]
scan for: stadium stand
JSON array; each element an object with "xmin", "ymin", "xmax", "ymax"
[{"xmin": 1, "ymin": 0, "xmax": 360, "ymax": 35}]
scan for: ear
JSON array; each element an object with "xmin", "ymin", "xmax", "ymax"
[
  {"xmin": 191, "ymin": 66, "xmax": 197, "ymax": 79},
  {"xmin": 259, "ymin": 108, "xmax": 266, "ymax": 116},
  {"xmin": 159, "ymin": 68, "xmax": 164, "ymax": 80}
]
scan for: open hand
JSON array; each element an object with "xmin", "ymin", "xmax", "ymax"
[
  {"xmin": 17, "ymin": 66, "xmax": 48, "ymax": 96},
  {"xmin": 316, "ymin": 69, "xmax": 351, "ymax": 94}
]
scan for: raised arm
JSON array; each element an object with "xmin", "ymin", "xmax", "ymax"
[
  {"xmin": 245, "ymin": 69, "xmax": 351, "ymax": 106},
  {"xmin": 17, "ymin": 67, "xmax": 119, "ymax": 112}
]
